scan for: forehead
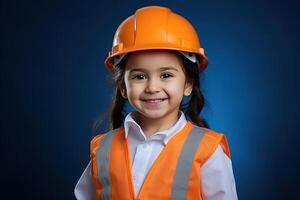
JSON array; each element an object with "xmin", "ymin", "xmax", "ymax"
[{"xmin": 125, "ymin": 50, "xmax": 183, "ymax": 71}]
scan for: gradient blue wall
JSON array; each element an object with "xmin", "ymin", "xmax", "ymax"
[{"xmin": 2, "ymin": 0, "xmax": 299, "ymax": 199}]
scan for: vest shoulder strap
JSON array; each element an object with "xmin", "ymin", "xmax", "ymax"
[
  {"xmin": 191, "ymin": 125, "xmax": 231, "ymax": 165},
  {"xmin": 90, "ymin": 128, "xmax": 120, "ymax": 159},
  {"xmin": 90, "ymin": 129, "xmax": 123, "ymax": 200}
]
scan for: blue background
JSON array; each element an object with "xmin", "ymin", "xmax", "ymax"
[{"xmin": 1, "ymin": 0, "xmax": 299, "ymax": 199}]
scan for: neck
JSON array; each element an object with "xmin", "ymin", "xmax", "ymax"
[{"xmin": 132, "ymin": 111, "xmax": 180, "ymax": 139}]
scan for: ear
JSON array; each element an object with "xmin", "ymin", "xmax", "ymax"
[
  {"xmin": 184, "ymin": 81, "xmax": 193, "ymax": 96},
  {"xmin": 121, "ymin": 89, "xmax": 127, "ymax": 99},
  {"xmin": 118, "ymin": 82, "xmax": 127, "ymax": 99}
]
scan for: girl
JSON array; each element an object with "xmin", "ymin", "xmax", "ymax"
[{"xmin": 75, "ymin": 5, "xmax": 238, "ymax": 200}]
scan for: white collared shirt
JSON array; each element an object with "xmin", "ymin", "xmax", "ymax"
[{"xmin": 74, "ymin": 111, "xmax": 238, "ymax": 200}]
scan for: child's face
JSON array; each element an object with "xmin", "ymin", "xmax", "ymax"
[{"xmin": 120, "ymin": 50, "xmax": 193, "ymax": 121}]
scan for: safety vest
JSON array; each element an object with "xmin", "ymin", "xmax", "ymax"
[{"xmin": 90, "ymin": 121, "xmax": 231, "ymax": 200}]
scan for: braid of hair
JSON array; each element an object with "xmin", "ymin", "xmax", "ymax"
[
  {"xmin": 109, "ymin": 87, "xmax": 126, "ymax": 129},
  {"xmin": 109, "ymin": 54, "xmax": 130, "ymax": 130},
  {"xmin": 184, "ymin": 83, "xmax": 209, "ymax": 128},
  {"xmin": 92, "ymin": 55, "xmax": 128, "ymax": 134},
  {"xmin": 179, "ymin": 52, "xmax": 209, "ymax": 128}
]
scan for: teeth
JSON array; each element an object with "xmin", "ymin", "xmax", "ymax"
[{"xmin": 146, "ymin": 99, "xmax": 164, "ymax": 103}]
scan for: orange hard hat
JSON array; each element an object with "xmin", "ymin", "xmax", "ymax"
[{"xmin": 104, "ymin": 5, "xmax": 208, "ymax": 71}]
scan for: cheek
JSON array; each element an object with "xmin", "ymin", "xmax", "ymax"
[
  {"xmin": 126, "ymin": 83, "xmax": 143, "ymax": 99},
  {"xmin": 171, "ymin": 78, "xmax": 186, "ymax": 90},
  {"xmin": 166, "ymin": 81, "xmax": 185, "ymax": 98}
]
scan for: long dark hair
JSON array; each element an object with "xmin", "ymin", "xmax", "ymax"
[{"xmin": 93, "ymin": 50, "xmax": 209, "ymax": 134}]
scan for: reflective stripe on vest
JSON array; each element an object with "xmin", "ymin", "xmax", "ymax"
[
  {"xmin": 171, "ymin": 126, "xmax": 205, "ymax": 199},
  {"xmin": 96, "ymin": 126, "xmax": 205, "ymax": 200},
  {"xmin": 96, "ymin": 129, "xmax": 115, "ymax": 200}
]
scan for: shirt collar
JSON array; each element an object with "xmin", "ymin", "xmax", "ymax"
[{"xmin": 124, "ymin": 111, "xmax": 187, "ymax": 146}]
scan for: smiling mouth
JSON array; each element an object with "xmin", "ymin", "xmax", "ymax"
[{"xmin": 142, "ymin": 98, "xmax": 167, "ymax": 103}]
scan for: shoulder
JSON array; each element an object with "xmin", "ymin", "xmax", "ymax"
[
  {"xmin": 191, "ymin": 124, "xmax": 224, "ymax": 142},
  {"xmin": 190, "ymin": 123, "xmax": 231, "ymax": 162},
  {"xmin": 90, "ymin": 128, "xmax": 124, "ymax": 155}
]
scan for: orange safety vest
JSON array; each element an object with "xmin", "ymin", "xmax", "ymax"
[{"xmin": 90, "ymin": 121, "xmax": 231, "ymax": 200}]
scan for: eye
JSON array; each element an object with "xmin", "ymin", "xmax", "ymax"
[
  {"xmin": 132, "ymin": 74, "xmax": 146, "ymax": 80},
  {"xmin": 161, "ymin": 73, "xmax": 173, "ymax": 79}
]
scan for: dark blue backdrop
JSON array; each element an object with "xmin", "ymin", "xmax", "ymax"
[{"xmin": 1, "ymin": 0, "xmax": 299, "ymax": 199}]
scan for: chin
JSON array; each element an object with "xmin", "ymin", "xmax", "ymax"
[
  {"xmin": 145, "ymin": 113, "xmax": 165, "ymax": 119},
  {"xmin": 133, "ymin": 109, "xmax": 162, "ymax": 118},
  {"xmin": 141, "ymin": 110, "xmax": 173, "ymax": 120}
]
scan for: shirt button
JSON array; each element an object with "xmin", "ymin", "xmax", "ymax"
[{"xmin": 142, "ymin": 144, "xmax": 148, "ymax": 149}]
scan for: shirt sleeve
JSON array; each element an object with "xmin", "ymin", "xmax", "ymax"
[
  {"xmin": 200, "ymin": 144, "xmax": 238, "ymax": 200},
  {"xmin": 74, "ymin": 161, "xmax": 96, "ymax": 200}
]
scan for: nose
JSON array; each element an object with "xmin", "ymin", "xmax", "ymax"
[{"xmin": 145, "ymin": 77, "xmax": 160, "ymax": 94}]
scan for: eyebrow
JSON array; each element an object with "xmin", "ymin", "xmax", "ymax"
[{"xmin": 129, "ymin": 66, "xmax": 179, "ymax": 73}]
